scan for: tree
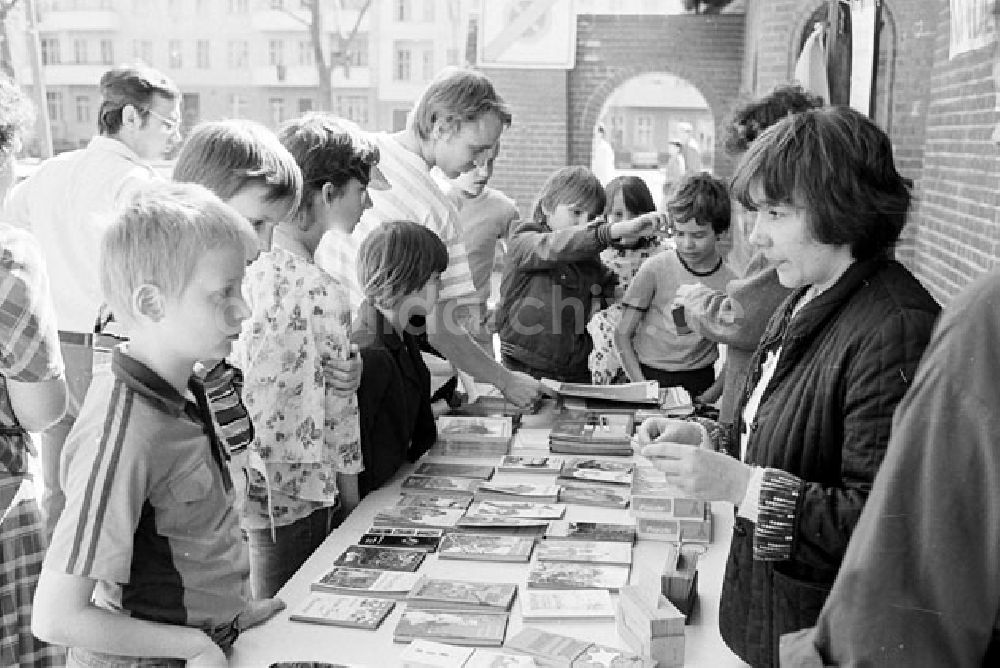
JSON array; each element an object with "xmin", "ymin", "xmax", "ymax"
[
  {"xmin": 283, "ymin": 0, "xmax": 372, "ymax": 112},
  {"xmin": 683, "ymin": 0, "xmax": 737, "ymax": 14},
  {"xmin": 0, "ymin": 0, "xmax": 23, "ymax": 80}
]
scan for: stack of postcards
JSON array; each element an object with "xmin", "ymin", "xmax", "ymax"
[{"xmin": 429, "ymin": 415, "xmax": 514, "ymax": 457}]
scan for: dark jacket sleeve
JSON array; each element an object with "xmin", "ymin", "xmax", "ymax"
[
  {"xmin": 354, "ymin": 346, "xmax": 392, "ymax": 468},
  {"xmin": 506, "ymin": 220, "xmax": 612, "ymax": 270},
  {"xmin": 784, "ymin": 277, "xmax": 1000, "ymax": 666}
]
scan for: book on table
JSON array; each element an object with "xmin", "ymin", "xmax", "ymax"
[
  {"xmin": 357, "ymin": 527, "xmax": 444, "ymax": 552},
  {"xmin": 399, "ymin": 639, "xmax": 475, "ymax": 668},
  {"xmin": 393, "ymin": 608, "xmax": 509, "ymax": 647},
  {"xmin": 535, "ymin": 539, "xmax": 633, "ymax": 566},
  {"xmin": 549, "ymin": 410, "xmax": 634, "ymax": 447},
  {"xmin": 503, "ymin": 627, "xmax": 593, "ymax": 667},
  {"xmin": 473, "ymin": 481, "xmax": 561, "ymax": 504},
  {"xmin": 405, "ymin": 576, "xmax": 517, "ymax": 612},
  {"xmin": 558, "ymin": 458, "xmax": 635, "ymax": 486},
  {"xmin": 401, "ymin": 475, "xmax": 481, "ymax": 498},
  {"xmin": 333, "ymin": 545, "xmax": 427, "ymax": 572},
  {"xmin": 527, "ymin": 561, "xmax": 631, "ymax": 591},
  {"xmin": 573, "ymin": 643, "xmax": 656, "ymax": 667},
  {"xmin": 544, "ymin": 520, "xmax": 636, "ymax": 543},
  {"xmin": 465, "ymin": 499, "xmax": 566, "ymax": 520},
  {"xmin": 413, "ymin": 462, "xmax": 496, "ymax": 480},
  {"xmin": 540, "ymin": 379, "xmax": 660, "ymax": 404},
  {"xmin": 464, "ymin": 649, "xmax": 538, "ymax": 667},
  {"xmin": 436, "ymin": 416, "xmax": 513, "ymax": 444},
  {"xmin": 310, "ymin": 567, "xmax": 422, "ymax": 598},
  {"xmin": 436, "ymin": 532, "xmax": 535, "ymax": 563},
  {"xmin": 372, "ymin": 506, "xmax": 466, "ymax": 529},
  {"xmin": 394, "ymin": 494, "xmax": 472, "ymax": 511},
  {"xmin": 454, "ymin": 515, "xmax": 552, "ymax": 531},
  {"xmin": 287, "ymin": 593, "xmax": 395, "ymax": 630},
  {"xmin": 519, "ymin": 588, "xmax": 616, "ymax": 621},
  {"xmin": 557, "ymin": 482, "xmax": 630, "ymax": 509},
  {"xmin": 497, "ymin": 455, "xmax": 564, "ymax": 475}
]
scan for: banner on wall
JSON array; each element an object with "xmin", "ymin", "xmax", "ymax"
[
  {"xmin": 949, "ymin": 0, "xmax": 997, "ymax": 58},
  {"xmin": 478, "ymin": 0, "xmax": 576, "ymax": 69}
]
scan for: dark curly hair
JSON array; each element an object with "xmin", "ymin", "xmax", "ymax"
[
  {"xmin": 0, "ymin": 75, "xmax": 34, "ymax": 156},
  {"xmin": 723, "ymin": 83, "xmax": 824, "ymax": 156},
  {"xmin": 731, "ymin": 106, "xmax": 910, "ymax": 260}
]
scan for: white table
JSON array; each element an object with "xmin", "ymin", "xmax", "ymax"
[{"xmin": 231, "ymin": 415, "xmax": 748, "ymax": 667}]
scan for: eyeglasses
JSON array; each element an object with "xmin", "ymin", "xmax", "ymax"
[{"xmin": 142, "ymin": 108, "xmax": 181, "ymax": 133}]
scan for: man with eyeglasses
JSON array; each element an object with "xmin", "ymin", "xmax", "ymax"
[{"xmin": 3, "ymin": 64, "xmax": 181, "ymax": 531}]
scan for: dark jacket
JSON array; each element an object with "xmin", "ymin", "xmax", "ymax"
[
  {"xmin": 718, "ymin": 256, "xmax": 940, "ymax": 667},
  {"xmin": 497, "ymin": 219, "xmax": 616, "ymax": 378},
  {"xmin": 351, "ymin": 300, "xmax": 435, "ymax": 497}
]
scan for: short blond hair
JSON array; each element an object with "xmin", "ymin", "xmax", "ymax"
[{"xmin": 100, "ymin": 181, "xmax": 257, "ymax": 324}]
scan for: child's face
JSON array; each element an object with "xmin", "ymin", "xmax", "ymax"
[
  {"xmin": 155, "ymin": 246, "xmax": 250, "ymax": 366},
  {"xmin": 545, "ymin": 201, "xmax": 596, "ymax": 231},
  {"xmin": 671, "ymin": 217, "xmax": 720, "ymax": 267},
  {"xmin": 606, "ymin": 191, "xmax": 635, "ymax": 224},
  {"xmin": 225, "ymin": 183, "xmax": 295, "ymax": 252},
  {"xmin": 399, "ymin": 272, "xmax": 441, "ymax": 319},
  {"xmin": 322, "ymin": 177, "xmax": 373, "ymax": 235}
]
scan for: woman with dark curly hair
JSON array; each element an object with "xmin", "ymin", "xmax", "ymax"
[{"xmin": 638, "ymin": 106, "xmax": 940, "ymax": 667}]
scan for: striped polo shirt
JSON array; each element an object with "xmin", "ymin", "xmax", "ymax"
[
  {"xmin": 44, "ymin": 346, "xmax": 250, "ymax": 630},
  {"xmin": 314, "ymin": 132, "xmax": 476, "ymax": 311}
]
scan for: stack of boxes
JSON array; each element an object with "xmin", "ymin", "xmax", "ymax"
[
  {"xmin": 616, "ymin": 585, "xmax": 686, "ymax": 667},
  {"xmin": 630, "ymin": 466, "xmax": 713, "ymax": 543}
]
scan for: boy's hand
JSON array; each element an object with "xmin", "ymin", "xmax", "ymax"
[
  {"xmin": 499, "ymin": 370, "xmax": 554, "ymax": 408},
  {"xmin": 610, "ymin": 212, "xmax": 668, "ymax": 242},
  {"xmin": 237, "ymin": 597, "xmax": 286, "ymax": 630},
  {"xmin": 323, "ymin": 345, "xmax": 362, "ymax": 396}
]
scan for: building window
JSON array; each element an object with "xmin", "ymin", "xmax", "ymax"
[
  {"xmin": 230, "ymin": 93, "xmax": 246, "ymax": 118},
  {"xmin": 338, "ymin": 95, "xmax": 368, "ymax": 126},
  {"xmin": 168, "ymin": 39, "xmax": 183, "ymax": 68},
  {"xmin": 348, "ymin": 34, "xmax": 368, "ymax": 67},
  {"xmin": 132, "ymin": 39, "xmax": 152, "ymax": 65},
  {"xmin": 422, "ymin": 0, "xmax": 434, "ymax": 21},
  {"xmin": 228, "ymin": 0, "xmax": 248, "ymax": 12},
  {"xmin": 73, "ymin": 38, "xmax": 87, "ymax": 64},
  {"xmin": 100, "ymin": 39, "xmax": 114, "ymax": 65},
  {"xmin": 46, "ymin": 91, "xmax": 62, "ymax": 122},
  {"xmin": 269, "ymin": 98, "xmax": 285, "ymax": 126},
  {"xmin": 270, "ymin": 0, "xmax": 283, "ymax": 8},
  {"xmin": 40, "ymin": 37, "xmax": 60, "ymax": 65},
  {"xmin": 196, "ymin": 40, "xmax": 210, "ymax": 68},
  {"xmin": 269, "ymin": 40, "xmax": 284, "ymax": 67},
  {"xmin": 298, "ymin": 98, "xmax": 313, "ymax": 113},
  {"xmin": 227, "ymin": 40, "xmax": 248, "ymax": 68},
  {"xmin": 634, "ymin": 116, "xmax": 653, "ymax": 148},
  {"xmin": 394, "ymin": 46, "xmax": 410, "ymax": 81},
  {"xmin": 394, "ymin": 0, "xmax": 410, "ymax": 21},
  {"xmin": 75, "ymin": 95, "xmax": 90, "ymax": 123},
  {"xmin": 422, "ymin": 49, "xmax": 434, "ymax": 81},
  {"xmin": 298, "ymin": 40, "xmax": 313, "ymax": 66}
]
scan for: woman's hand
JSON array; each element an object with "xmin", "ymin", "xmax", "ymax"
[
  {"xmin": 323, "ymin": 344, "xmax": 362, "ymax": 396},
  {"xmin": 634, "ymin": 416, "xmax": 709, "ymax": 447},
  {"xmin": 641, "ymin": 441, "xmax": 753, "ymax": 504}
]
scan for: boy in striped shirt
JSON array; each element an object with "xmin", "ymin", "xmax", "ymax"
[{"xmin": 33, "ymin": 182, "xmax": 283, "ymax": 666}]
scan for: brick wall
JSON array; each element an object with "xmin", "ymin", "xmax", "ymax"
[
  {"xmin": 485, "ymin": 13, "xmax": 745, "ymax": 220},
  {"xmin": 748, "ymin": 0, "xmax": 1000, "ymax": 305}
]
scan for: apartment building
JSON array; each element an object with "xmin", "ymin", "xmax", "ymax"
[{"xmin": 10, "ymin": 0, "xmax": 468, "ymax": 153}]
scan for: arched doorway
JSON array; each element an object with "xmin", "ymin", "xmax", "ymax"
[{"xmin": 591, "ymin": 72, "xmax": 714, "ymax": 208}]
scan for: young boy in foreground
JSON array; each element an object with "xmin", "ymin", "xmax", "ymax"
[{"xmin": 32, "ymin": 182, "xmax": 283, "ymax": 666}]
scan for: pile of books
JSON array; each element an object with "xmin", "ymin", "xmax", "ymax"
[
  {"xmin": 429, "ymin": 415, "xmax": 514, "ymax": 457},
  {"xmin": 547, "ymin": 409, "xmax": 634, "ymax": 456},
  {"xmin": 630, "ymin": 467, "xmax": 713, "ymax": 542},
  {"xmin": 555, "ymin": 457, "xmax": 634, "ymax": 509},
  {"xmin": 505, "ymin": 627, "xmax": 654, "ymax": 667},
  {"xmin": 393, "ymin": 577, "xmax": 515, "ymax": 647},
  {"xmin": 617, "ymin": 585, "xmax": 686, "ymax": 667}
]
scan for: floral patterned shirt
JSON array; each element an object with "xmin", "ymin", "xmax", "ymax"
[{"xmin": 231, "ymin": 247, "xmax": 363, "ymax": 530}]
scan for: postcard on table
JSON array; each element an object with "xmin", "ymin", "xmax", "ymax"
[
  {"xmin": 399, "ymin": 639, "xmax": 475, "ymax": 668},
  {"xmin": 357, "ymin": 527, "xmax": 443, "ymax": 552},
  {"xmin": 464, "ymin": 649, "xmax": 539, "ymax": 667},
  {"xmin": 437, "ymin": 533, "xmax": 535, "ymax": 562},
  {"xmin": 535, "ymin": 540, "xmax": 633, "ymax": 566},
  {"xmin": 287, "ymin": 593, "xmax": 395, "ymax": 630},
  {"xmin": 557, "ymin": 483, "xmax": 630, "ymax": 509},
  {"xmin": 311, "ymin": 567, "xmax": 421, "ymax": 597},
  {"xmin": 436, "ymin": 415, "xmax": 513, "ymax": 443},
  {"xmin": 498, "ymin": 455, "xmax": 564, "ymax": 475},
  {"xmin": 393, "ymin": 609, "xmax": 509, "ymax": 647},
  {"xmin": 558, "ymin": 458, "xmax": 634, "ymax": 486},
  {"xmin": 395, "ymin": 494, "xmax": 472, "ymax": 511},
  {"xmin": 414, "ymin": 462, "xmax": 496, "ymax": 480},
  {"xmin": 527, "ymin": 562, "xmax": 631, "ymax": 591},
  {"xmin": 465, "ymin": 499, "xmax": 566, "ymax": 520},
  {"xmin": 544, "ymin": 520, "xmax": 636, "ymax": 543},
  {"xmin": 473, "ymin": 481, "xmax": 561, "ymax": 503},
  {"xmin": 504, "ymin": 627, "xmax": 592, "ymax": 666},
  {"xmin": 373, "ymin": 506, "xmax": 465, "ymax": 529},
  {"xmin": 405, "ymin": 577, "xmax": 517, "ymax": 612},
  {"xmin": 541, "ymin": 379, "xmax": 659, "ymax": 404},
  {"xmin": 401, "ymin": 475, "xmax": 481, "ymax": 496},
  {"xmin": 334, "ymin": 545, "xmax": 426, "ymax": 572},
  {"xmin": 519, "ymin": 588, "xmax": 616, "ymax": 621}
]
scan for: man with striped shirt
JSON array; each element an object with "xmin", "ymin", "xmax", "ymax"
[{"xmin": 315, "ymin": 67, "xmax": 545, "ymax": 408}]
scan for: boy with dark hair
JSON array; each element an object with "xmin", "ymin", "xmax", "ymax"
[
  {"xmin": 32, "ymin": 182, "xmax": 283, "ymax": 665},
  {"xmin": 352, "ymin": 219, "xmax": 448, "ymax": 495},
  {"xmin": 615, "ymin": 173, "xmax": 736, "ymax": 399}
]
